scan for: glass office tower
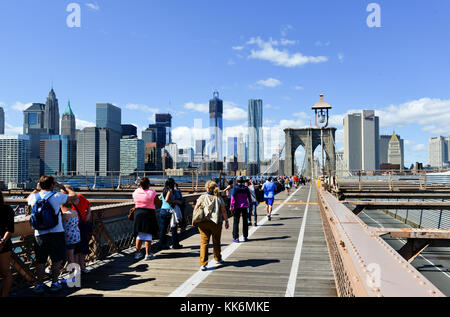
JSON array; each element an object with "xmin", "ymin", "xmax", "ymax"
[{"xmin": 209, "ymin": 91, "xmax": 223, "ymax": 162}]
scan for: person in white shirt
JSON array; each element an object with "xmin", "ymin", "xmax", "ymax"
[{"xmin": 27, "ymin": 175, "xmax": 78, "ymax": 295}]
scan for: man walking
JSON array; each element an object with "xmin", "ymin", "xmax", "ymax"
[
  {"xmin": 263, "ymin": 177, "xmax": 277, "ymax": 221},
  {"xmin": 230, "ymin": 177, "xmax": 252, "ymax": 242}
]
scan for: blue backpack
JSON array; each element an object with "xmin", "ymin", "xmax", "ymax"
[{"xmin": 30, "ymin": 192, "xmax": 59, "ymax": 230}]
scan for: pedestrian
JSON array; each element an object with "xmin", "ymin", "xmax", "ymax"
[
  {"xmin": 230, "ymin": 176, "xmax": 252, "ymax": 243},
  {"xmin": 247, "ymin": 180, "xmax": 259, "ymax": 226},
  {"xmin": 0, "ymin": 191, "xmax": 14, "ymax": 297},
  {"xmin": 65, "ymin": 185, "xmax": 92, "ymax": 274},
  {"xmin": 192, "ymin": 181, "xmax": 230, "ymax": 271},
  {"xmin": 285, "ymin": 177, "xmax": 291, "ymax": 195},
  {"xmin": 158, "ymin": 178, "xmax": 183, "ymax": 250},
  {"xmin": 173, "ymin": 183, "xmax": 186, "ymax": 232},
  {"xmin": 60, "ymin": 201, "xmax": 80, "ymax": 284},
  {"xmin": 263, "ymin": 177, "xmax": 277, "ymax": 221},
  {"xmin": 132, "ymin": 177, "xmax": 160, "ymax": 260},
  {"xmin": 27, "ymin": 175, "xmax": 78, "ymax": 294}
]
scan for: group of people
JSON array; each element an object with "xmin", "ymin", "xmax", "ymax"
[
  {"xmin": 0, "ymin": 173, "xmax": 309, "ymax": 296},
  {"xmin": 0, "ymin": 175, "xmax": 93, "ymax": 296}
]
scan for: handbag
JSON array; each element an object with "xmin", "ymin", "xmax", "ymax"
[
  {"xmin": 128, "ymin": 207, "xmax": 136, "ymax": 221},
  {"xmin": 192, "ymin": 194, "xmax": 214, "ymax": 224}
]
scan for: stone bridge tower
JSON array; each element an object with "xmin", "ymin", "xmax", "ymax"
[{"xmin": 284, "ymin": 127, "xmax": 336, "ymax": 178}]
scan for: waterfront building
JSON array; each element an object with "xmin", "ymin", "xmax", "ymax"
[
  {"xmin": 44, "ymin": 88, "xmax": 60, "ymax": 135},
  {"xmin": 209, "ymin": 92, "xmax": 223, "ymax": 162},
  {"xmin": 96, "ymin": 103, "xmax": 122, "ymax": 133},
  {"xmin": 343, "ymin": 110, "xmax": 379, "ymax": 172},
  {"xmin": 248, "ymin": 99, "xmax": 263, "ymax": 174},
  {"xmin": 121, "ymin": 124, "xmax": 138, "ymax": 138},
  {"xmin": 429, "ymin": 136, "xmax": 450, "ymax": 168},
  {"xmin": 0, "ymin": 106, "xmax": 4, "ymax": 134},
  {"xmin": 0, "ymin": 135, "xmax": 30, "ymax": 188},
  {"xmin": 61, "ymin": 101, "xmax": 77, "ymax": 174},
  {"xmin": 387, "ymin": 131, "xmax": 404, "ymax": 170},
  {"xmin": 120, "ymin": 137, "xmax": 145, "ymax": 174},
  {"xmin": 380, "ymin": 133, "xmax": 404, "ymax": 166}
]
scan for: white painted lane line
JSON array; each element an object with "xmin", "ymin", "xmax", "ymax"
[
  {"xmin": 168, "ymin": 185, "xmax": 304, "ymax": 297},
  {"xmin": 285, "ymin": 185, "xmax": 312, "ymax": 297}
]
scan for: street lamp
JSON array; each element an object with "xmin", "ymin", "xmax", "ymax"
[{"xmin": 312, "ymin": 94, "xmax": 332, "ymax": 180}]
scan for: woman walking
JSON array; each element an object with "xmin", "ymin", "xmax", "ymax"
[
  {"xmin": 159, "ymin": 178, "xmax": 183, "ymax": 250},
  {"xmin": 132, "ymin": 177, "xmax": 160, "ymax": 260},
  {"xmin": 247, "ymin": 180, "xmax": 259, "ymax": 226},
  {"xmin": 192, "ymin": 181, "xmax": 229, "ymax": 271},
  {"xmin": 0, "ymin": 192, "xmax": 14, "ymax": 297}
]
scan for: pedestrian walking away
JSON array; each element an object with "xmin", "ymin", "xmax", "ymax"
[
  {"xmin": 192, "ymin": 181, "xmax": 230, "ymax": 271},
  {"xmin": 247, "ymin": 180, "xmax": 259, "ymax": 226},
  {"xmin": 132, "ymin": 177, "xmax": 161, "ymax": 260},
  {"xmin": 263, "ymin": 177, "xmax": 277, "ymax": 221},
  {"xmin": 230, "ymin": 177, "xmax": 252, "ymax": 242}
]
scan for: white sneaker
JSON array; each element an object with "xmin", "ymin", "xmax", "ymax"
[
  {"xmin": 134, "ymin": 252, "xmax": 144, "ymax": 260},
  {"xmin": 200, "ymin": 265, "xmax": 207, "ymax": 271},
  {"xmin": 45, "ymin": 267, "xmax": 52, "ymax": 275},
  {"xmin": 144, "ymin": 253, "xmax": 155, "ymax": 260}
]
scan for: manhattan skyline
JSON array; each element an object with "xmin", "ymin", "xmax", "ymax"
[{"xmin": 1, "ymin": 1, "xmax": 450, "ymax": 167}]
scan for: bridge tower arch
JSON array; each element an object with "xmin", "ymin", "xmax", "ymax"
[{"xmin": 284, "ymin": 127, "xmax": 336, "ymax": 178}]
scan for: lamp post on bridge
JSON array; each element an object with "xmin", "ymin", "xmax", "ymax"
[{"xmin": 312, "ymin": 94, "xmax": 332, "ymax": 181}]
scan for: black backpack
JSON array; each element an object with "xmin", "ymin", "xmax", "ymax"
[{"xmin": 30, "ymin": 192, "xmax": 59, "ymax": 230}]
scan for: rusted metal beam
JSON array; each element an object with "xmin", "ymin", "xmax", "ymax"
[
  {"xmin": 316, "ymin": 185, "xmax": 444, "ymax": 297},
  {"xmin": 346, "ymin": 201, "xmax": 450, "ymax": 210},
  {"xmin": 371, "ymin": 228, "xmax": 450, "ymax": 239},
  {"xmin": 10, "ymin": 251, "xmax": 37, "ymax": 284}
]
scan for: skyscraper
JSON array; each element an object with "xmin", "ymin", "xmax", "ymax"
[
  {"xmin": 248, "ymin": 99, "xmax": 263, "ymax": 174},
  {"xmin": 429, "ymin": 136, "xmax": 450, "ymax": 168},
  {"xmin": 44, "ymin": 88, "xmax": 60, "ymax": 135},
  {"xmin": 209, "ymin": 91, "xmax": 223, "ymax": 162},
  {"xmin": 388, "ymin": 132, "xmax": 404, "ymax": 170},
  {"xmin": 120, "ymin": 137, "xmax": 145, "ymax": 173},
  {"xmin": 0, "ymin": 106, "xmax": 4, "ymax": 134},
  {"xmin": 227, "ymin": 137, "xmax": 238, "ymax": 161},
  {"xmin": 142, "ymin": 114, "xmax": 172, "ymax": 147},
  {"xmin": 77, "ymin": 127, "xmax": 120, "ymax": 174},
  {"xmin": 96, "ymin": 103, "xmax": 122, "ymax": 133},
  {"xmin": 380, "ymin": 133, "xmax": 404, "ymax": 166},
  {"xmin": 344, "ymin": 110, "xmax": 379, "ymax": 172},
  {"xmin": 61, "ymin": 101, "xmax": 77, "ymax": 174},
  {"xmin": 0, "ymin": 135, "xmax": 30, "ymax": 188},
  {"xmin": 121, "ymin": 124, "xmax": 138, "ymax": 138}
]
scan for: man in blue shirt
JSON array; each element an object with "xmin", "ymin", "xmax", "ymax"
[{"xmin": 262, "ymin": 177, "xmax": 277, "ymax": 221}]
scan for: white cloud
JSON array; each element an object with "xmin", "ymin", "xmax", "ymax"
[
  {"xmin": 280, "ymin": 39, "xmax": 297, "ymax": 46},
  {"xmin": 4, "ymin": 123, "xmax": 22, "ymax": 135},
  {"xmin": 232, "ymin": 46, "xmax": 244, "ymax": 51},
  {"xmin": 294, "ymin": 85, "xmax": 304, "ymax": 90},
  {"xmin": 12, "ymin": 102, "xmax": 32, "ymax": 111},
  {"xmin": 412, "ymin": 144, "xmax": 426, "ymax": 152},
  {"xmin": 265, "ymin": 104, "xmax": 279, "ymax": 110},
  {"xmin": 86, "ymin": 2, "xmax": 100, "ymax": 10},
  {"xmin": 338, "ymin": 53, "xmax": 344, "ymax": 63},
  {"xmin": 227, "ymin": 59, "xmax": 235, "ymax": 66},
  {"xmin": 125, "ymin": 104, "xmax": 159, "ymax": 114},
  {"xmin": 223, "ymin": 102, "xmax": 247, "ymax": 121},
  {"xmin": 281, "ymin": 25, "xmax": 293, "ymax": 37},
  {"xmin": 247, "ymin": 36, "xmax": 328, "ymax": 68},
  {"xmin": 184, "ymin": 102, "xmax": 208, "ymax": 113},
  {"xmin": 315, "ymin": 41, "xmax": 331, "ymax": 47},
  {"xmin": 76, "ymin": 118, "xmax": 95, "ymax": 130},
  {"xmin": 255, "ymin": 78, "xmax": 282, "ymax": 88}
]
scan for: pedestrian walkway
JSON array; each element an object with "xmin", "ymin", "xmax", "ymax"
[{"xmin": 11, "ymin": 184, "xmax": 336, "ymax": 297}]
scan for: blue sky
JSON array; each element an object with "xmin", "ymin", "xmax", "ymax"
[{"xmin": 1, "ymin": 0, "xmax": 449, "ymax": 167}]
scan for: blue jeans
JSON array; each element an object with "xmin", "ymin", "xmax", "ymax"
[
  {"xmin": 248, "ymin": 202, "xmax": 258, "ymax": 224},
  {"xmin": 159, "ymin": 209, "xmax": 180, "ymax": 247}
]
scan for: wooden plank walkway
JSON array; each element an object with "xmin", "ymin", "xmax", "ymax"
[{"xmin": 12, "ymin": 184, "xmax": 337, "ymax": 297}]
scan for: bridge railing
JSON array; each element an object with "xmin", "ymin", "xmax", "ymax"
[
  {"xmin": 9, "ymin": 193, "xmax": 203, "ymax": 290},
  {"xmin": 315, "ymin": 183, "xmax": 444, "ymax": 297}
]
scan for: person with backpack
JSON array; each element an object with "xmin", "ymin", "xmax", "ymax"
[
  {"xmin": 192, "ymin": 181, "xmax": 229, "ymax": 271},
  {"xmin": 27, "ymin": 175, "xmax": 78, "ymax": 295},
  {"xmin": 230, "ymin": 177, "xmax": 253, "ymax": 243},
  {"xmin": 0, "ymin": 191, "xmax": 14, "ymax": 297}
]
